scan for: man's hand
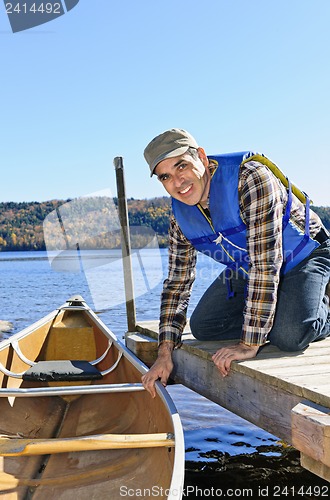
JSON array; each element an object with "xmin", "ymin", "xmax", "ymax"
[
  {"xmin": 212, "ymin": 342, "xmax": 259, "ymax": 377},
  {"xmin": 141, "ymin": 343, "xmax": 174, "ymax": 398}
]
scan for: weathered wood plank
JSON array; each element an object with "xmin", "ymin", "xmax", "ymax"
[
  {"xmin": 292, "ymin": 402, "xmax": 330, "ymax": 468},
  {"xmin": 172, "ymin": 347, "xmax": 301, "ymax": 443},
  {"xmin": 134, "ymin": 321, "xmax": 330, "ymax": 407},
  {"xmin": 125, "ymin": 333, "xmax": 158, "ymax": 367},
  {"xmin": 257, "ymin": 363, "xmax": 330, "ymax": 375},
  {"xmin": 300, "ymin": 454, "xmax": 330, "ymax": 483}
]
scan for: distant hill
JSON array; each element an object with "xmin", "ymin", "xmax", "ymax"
[
  {"xmin": 0, "ymin": 198, "xmax": 329, "ymax": 252},
  {"xmin": 0, "ymin": 200, "xmax": 66, "ymax": 252},
  {"xmin": 0, "ymin": 197, "xmax": 171, "ymax": 251},
  {"xmin": 313, "ymin": 206, "xmax": 330, "ymax": 229}
]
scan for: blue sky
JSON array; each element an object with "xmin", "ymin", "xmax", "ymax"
[{"xmin": 1, "ymin": 0, "xmax": 329, "ymax": 205}]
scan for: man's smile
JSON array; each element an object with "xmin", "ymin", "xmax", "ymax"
[{"xmin": 178, "ymin": 183, "xmax": 193, "ymax": 195}]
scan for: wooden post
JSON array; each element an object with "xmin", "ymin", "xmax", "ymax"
[
  {"xmin": 114, "ymin": 156, "xmax": 136, "ymax": 332},
  {"xmin": 291, "ymin": 401, "xmax": 330, "ymax": 481}
]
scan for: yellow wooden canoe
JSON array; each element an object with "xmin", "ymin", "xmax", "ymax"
[{"xmin": 0, "ymin": 296, "xmax": 184, "ymax": 499}]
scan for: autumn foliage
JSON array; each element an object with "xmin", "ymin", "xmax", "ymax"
[
  {"xmin": 0, "ymin": 198, "xmax": 329, "ymax": 252},
  {"xmin": 0, "ymin": 197, "xmax": 172, "ymax": 251}
]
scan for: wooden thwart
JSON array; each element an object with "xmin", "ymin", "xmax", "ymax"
[{"xmin": 0, "ymin": 432, "xmax": 175, "ymax": 456}]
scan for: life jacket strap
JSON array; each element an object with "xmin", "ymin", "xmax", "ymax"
[
  {"xmin": 221, "ymin": 223, "xmax": 246, "ymax": 237},
  {"xmin": 225, "ymin": 267, "xmax": 236, "ymax": 299},
  {"xmin": 283, "ymin": 178, "xmax": 292, "ymax": 228},
  {"xmin": 190, "ymin": 234, "xmax": 218, "ymax": 245},
  {"xmin": 241, "ymin": 153, "xmax": 312, "ymax": 205},
  {"xmin": 281, "ymin": 195, "xmax": 313, "ymax": 272},
  {"xmin": 190, "ymin": 224, "xmax": 246, "ymax": 246}
]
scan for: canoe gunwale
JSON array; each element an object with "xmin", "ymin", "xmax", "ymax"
[{"xmin": 0, "ymin": 382, "xmax": 146, "ymax": 397}]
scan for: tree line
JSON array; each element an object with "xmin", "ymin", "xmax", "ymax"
[
  {"xmin": 0, "ymin": 198, "xmax": 329, "ymax": 252},
  {"xmin": 0, "ymin": 197, "xmax": 171, "ymax": 251}
]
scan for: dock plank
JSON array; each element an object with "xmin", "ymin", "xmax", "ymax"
[
  {"xmin": 129, "ymin": 321, "xmax": 330, "ymax": 480},
  {"xmin": 135, "ymin": 321, "xmax": 330, "ymax": 405}
]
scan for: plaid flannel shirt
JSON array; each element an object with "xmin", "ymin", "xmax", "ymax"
[{"xmin": 159, "ymin": 160, "xmax": 323, "ymax": 347}]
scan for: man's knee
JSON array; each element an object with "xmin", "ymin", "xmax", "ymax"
[
  {"xmin": 269, "ymin": 326, "xmax": 311, "ymax": 352},
  {"xmin": 189, "ymin": 311, "xmax": 205, "ymax": 340},
  {"xmin": 270, "ymin": 337, "xmax": 304, "ymax": 352}
]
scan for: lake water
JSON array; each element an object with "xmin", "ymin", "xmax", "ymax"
[{"xmin": 0, "ymin": 249, "xmax": 327, "ymax": 495}]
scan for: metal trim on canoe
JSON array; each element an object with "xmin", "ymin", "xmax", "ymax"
[{"xmin": 0, "ymin": 382, "xmax": 146, "ymax": 397}]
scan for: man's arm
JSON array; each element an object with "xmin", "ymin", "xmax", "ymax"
[
  {"xmin": 141, "ymin": 342, "xmax": 174, "ymax": 398},
  {"xmin": 158, "ymin": 216, "xmax": 197, "ymax": 345},
  {"xmin": 142, "ymin": 215, "xmax": 197, "ymax": 397},
  {"xmin": 213, "ymin": 161, "xmax": 285, "ymax": 375}
]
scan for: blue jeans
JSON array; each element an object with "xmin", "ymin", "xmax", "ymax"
[{"xmin": 190, "ymin": 239, "xmax": 330, "ymax": 351}]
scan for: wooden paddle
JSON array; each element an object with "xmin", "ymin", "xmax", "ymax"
[{"xmin": 0, "ymin": 432, "xmax": 175, "ymax": 457}]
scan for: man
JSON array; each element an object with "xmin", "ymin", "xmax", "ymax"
[{"xmin": 141, "ymin": 128, "xmax": 330, "ymax": 398}]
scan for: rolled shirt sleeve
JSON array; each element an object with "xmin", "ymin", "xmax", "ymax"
[
  {"xmin": 239, "ymin": 161, "xmax": 285, "ymax": 346},
  {"xmin": 159, "ymin": 215, "xmax": 197, "ymax": 346}
]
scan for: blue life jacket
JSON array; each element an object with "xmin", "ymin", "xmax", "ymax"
[{"xmin": 172, "ymin": 152, "xmax": 319, "ymax": 296}]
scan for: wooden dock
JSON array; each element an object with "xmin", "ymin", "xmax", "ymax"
[{"xmin": 126, "ymin": 321, "xmax": 330, "ymax": 482}]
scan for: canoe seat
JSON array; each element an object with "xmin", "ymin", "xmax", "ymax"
[
  {"xmin": 0, "ymin": 339, "xmax": 119, "ymax": 380},
  {"xmin": 22, "ymin": 360, "xmax": 103, "ymax": 382}
]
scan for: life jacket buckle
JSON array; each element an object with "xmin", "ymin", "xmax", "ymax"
[{"xmin": 214, "ymin": 233, "xmax": 223, "ymax": 245}]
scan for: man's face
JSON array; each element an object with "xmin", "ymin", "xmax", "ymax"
[{"xmin": 154, "ymin": 148, "xmax": 211, "ymax": 206}]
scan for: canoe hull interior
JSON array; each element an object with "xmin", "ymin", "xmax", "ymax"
[{"xmin": 0, "ymin": 300, "xmax": 183, "ymax": 499}]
